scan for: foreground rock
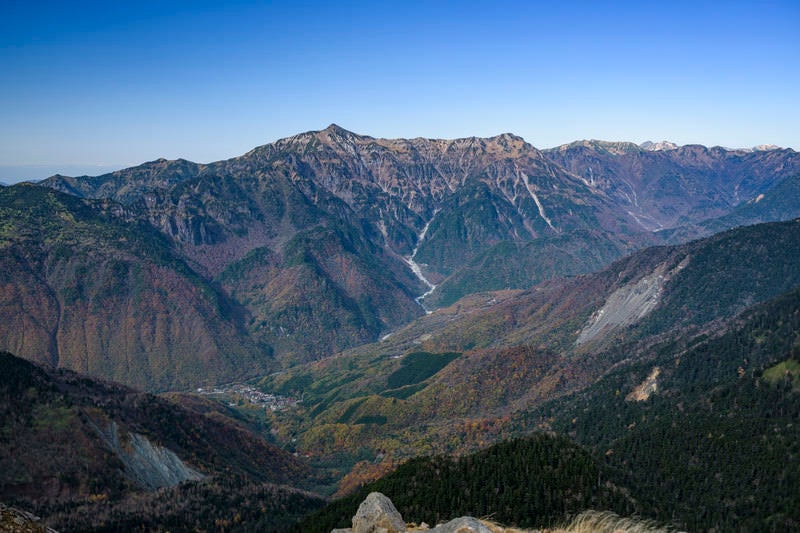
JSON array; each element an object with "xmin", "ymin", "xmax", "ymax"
[
  {"xmin": 351, "ymin": 492, "xmax": 406, "ymax": 533},
  {"xmin": 335, "ymin": 492, "xmax": 495, "ymax": 533},
  {"xmin": 0, "ymin": 503, "xmax": 58, "ymax": 533},
  {"xmin": 333, "ymin": 492, "xmax": 671, "ymax": 533}
]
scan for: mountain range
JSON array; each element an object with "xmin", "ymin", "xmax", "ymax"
[
  {"xmin": 2, "ymin": 125, "xmax": 800, "ymax": 530},
  {"xmin": 3, "ymin": 218, "xmax": 799, "ymax": 530},
  {"xmin": 1, "ymin": 125, "xmax": 796, "ymax": 391}
]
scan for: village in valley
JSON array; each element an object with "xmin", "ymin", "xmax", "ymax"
[{"xmin": 197, "ymin": 384, "xmax": 298, "ymax": 412}]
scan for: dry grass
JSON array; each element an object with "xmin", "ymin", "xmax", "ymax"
[
  {"xmin": 467, "ymin": 510, "xmax": 671, "ymax": 533},
  {"xmin": 559, "ymin": 510, "xmax": 671, "ymax": 533}
]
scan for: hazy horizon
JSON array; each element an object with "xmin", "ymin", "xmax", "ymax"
[
  {"xmin": 2, "ymin": 0, "xmax": 798, "ymax": 176},
  {"xmin": 1, "ymin": 128, "xmax": 794, "ymax": 185}
]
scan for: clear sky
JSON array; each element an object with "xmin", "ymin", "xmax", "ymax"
[{"xmin": 1, "ymin": 0, "xmax": 798, "ymax": 182}]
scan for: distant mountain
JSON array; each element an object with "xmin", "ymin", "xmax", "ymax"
[
  {"xmin": 639, "ymin": 140, "xmax": 678, "ymax": 151},
  {"xmin": 37, "ymin": 125, "xmax": 657, "ymax": 372},
  {"xmin": 45, "ymin": 125, "xmax": 649, "ymax": 274},
  {"xmin": 43, "ymin": 158, "xmax": 206, "ymax": 205},
  {"xmin": 0, "ymin": 351, "xmax": 323, "ymax": 531},
  {"xmin": 658, "ymin": 171, "xmax": 800, "ymax": 243},
  {"xmin": 752, "ymin": 143, "xmax": 782, "ymax": 151},
  {"xmin": 543, "ymin": 140, "xmax": 800, "ymax": 231},
  {"xmin": 13, "ymin": 125, "xmax": 797, "ymax": 388}
]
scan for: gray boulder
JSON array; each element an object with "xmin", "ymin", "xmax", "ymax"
[
  {"xmin": 429, "ymin": 516, "xmax": 495, "ymax": 533},
  {"xmin": 352, "ymin": 492, "xmax": 407, "ymax": 533}
]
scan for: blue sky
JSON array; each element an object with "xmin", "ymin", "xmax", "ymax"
[{"xmin": 1, "ymin": 0, "xmax": 798, "ymax": 182}]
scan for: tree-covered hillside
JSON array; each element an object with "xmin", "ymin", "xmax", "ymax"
[
  {"xmin": 526, "ymin": 286, "xmax": 800, "ymax": 531},
  {"xmin": 295, "ymin": 434, "xmax": 638, "ymax": 533}
]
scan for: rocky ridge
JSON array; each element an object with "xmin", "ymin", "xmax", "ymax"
[
  {"xmin": 332, "ymin": 492, "xmax": 668, "ymax": 533},
  {"xmin": 543, "ymin": 140, "xmax": 800, "ymax": 231}
]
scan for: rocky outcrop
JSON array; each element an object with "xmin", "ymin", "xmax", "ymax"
[
  {"xmin": 0, "ymin": 503, "xmax": 58, "ymax": 533},
  {"xmin": 426, "ymin": 517, "xmax": 494, "ymax": 533},
  {"xmin": 352, "ymin": 492, "xmax": 406, "ymax": 533},
  {"xmin": 335, "ymin": 492, "xmax": 496, "ymax": 533},
  {"xmin": 333, "ymin": 493, "xmax": 670, "ymax": 533}
]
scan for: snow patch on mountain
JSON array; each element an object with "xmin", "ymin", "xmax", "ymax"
[{"xmin": 640, "ymin": 140, "xmax": 678, "ymax": 151}]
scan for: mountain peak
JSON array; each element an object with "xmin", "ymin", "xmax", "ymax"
[
  {"xmin": 321, "ymin": 123, "xmax": 359, "ymax": 138},
  {"xmin": 640, "ymin": 140, "xmax": 679, "ymax": 151},
  {"xmin": 752, "ymin": 144, "xmax": 781, "ymax": 152},
  {"xmin": 493, "ymin": 132, "xmax": 524, "ymax": 141},
  {"xmin": 323, "ymin": 123, "xmax": 347, "ymax": 133},
  {"xmin": 314, "ymin": 123, "xmax": 371, "ymax": 145}
]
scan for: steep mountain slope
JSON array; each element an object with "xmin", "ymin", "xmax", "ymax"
[
  {"xmin": 257, "ymin": 219, "xmax": 800, "ymax": 486},
  {"xmin": 41, "ymin": 125, "xmax": 651, "ymax": 312},
  {"xmin": 215, "ymin": 126, "xmax": 643, "ymax": 262},
  {"xmin": 406, "ymin": 218, "xmax": 800, "ymax": 357},
  {"xmin": 302, "ymin": 278, "xmax": 800, "ymax": 533},
  {"xmin": 292, "ymin": 282, "xmax": 800, "ymax": 533},
  {"xmin": 425, "ymin": 228, "xmax": 626, "ymax": 308},
  {"xmin": 225, "ymin": 127, "xmax": 652, "ymax": 306},
  {"xmin": 543, "ymin": 140, "xmax": 800, "ymax": 231},
  {"xmin": 0, "ymin": 351, "xmax": 323, "ymax": 532},
  {"xmin": 128, "ymin": 169, "xmax": 426, "ymax": 364},
  {"xmin": 659, "ymin": 171, "xmax": 800, "ymax": 244},
  {"xmin": 523, "ymin": 284, "xmax": 800, "ymax": 531},
  {"xmin": 0, "ymin": 185, "xmax": 266, "ymax": 391},
  {"xmin": 25, "ymin": 127, "xmax": 800, "ymax": 379},
  {"xmin": 218, "ymin": 222, "xmax": 424, "ymax": 365}
]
